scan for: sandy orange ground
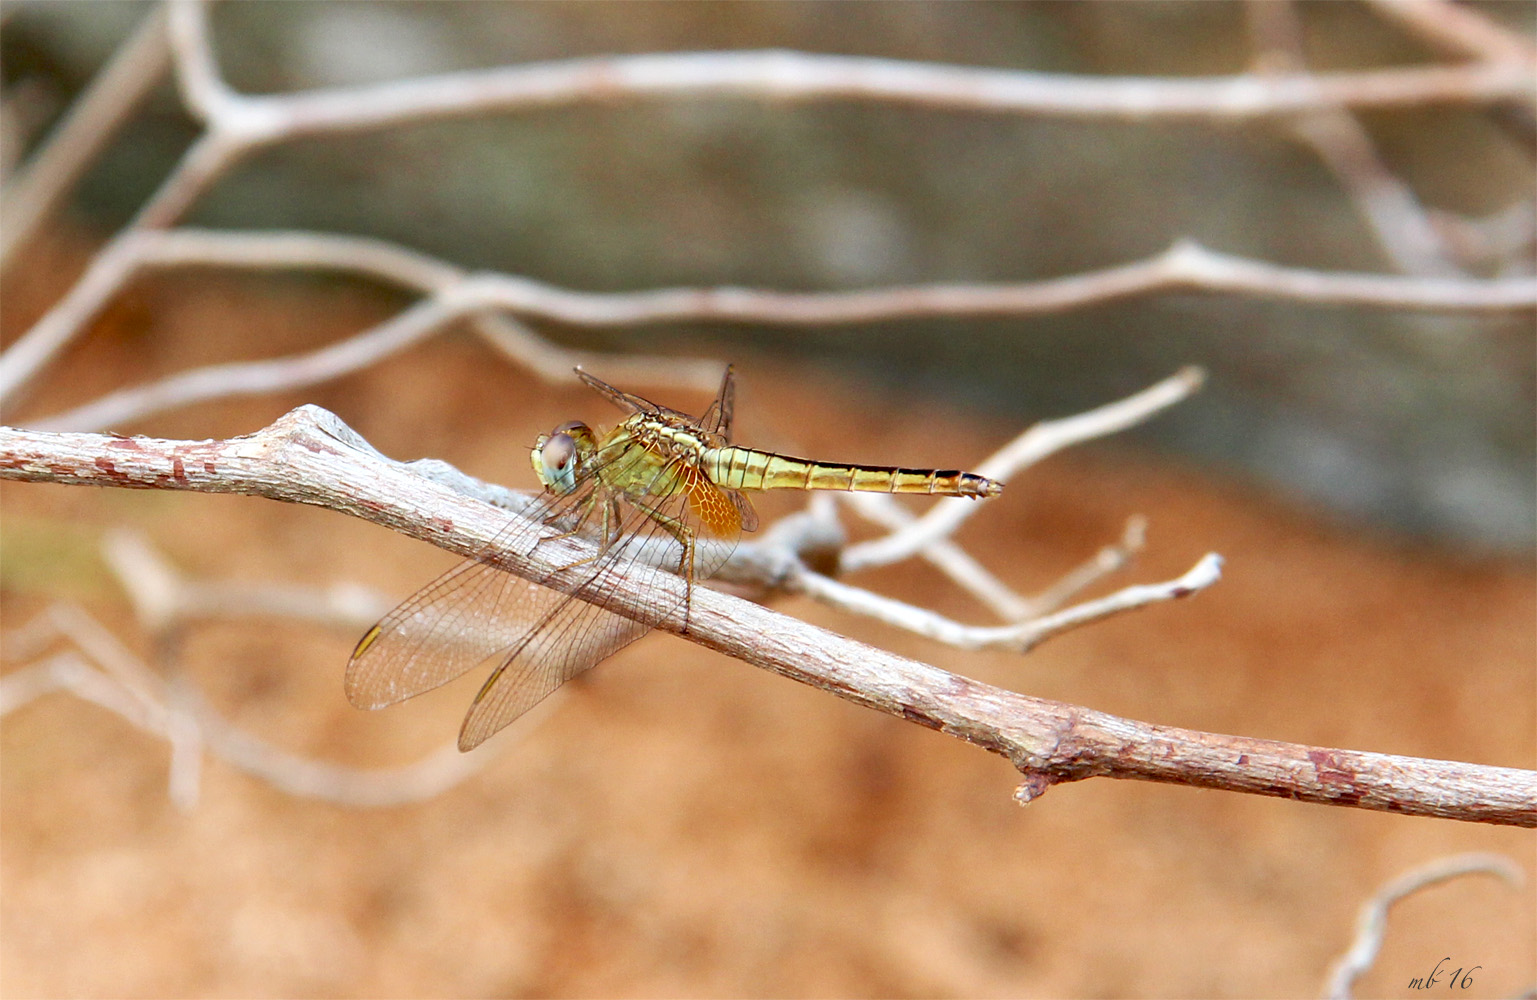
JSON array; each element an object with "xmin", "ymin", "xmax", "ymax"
[{"xmin": 2, "ymin": 248, "xmax": 1533, "ymax": 997}]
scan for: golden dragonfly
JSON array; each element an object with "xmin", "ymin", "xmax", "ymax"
[{"xmin": 347, "ymin": 367, "xmax": 1003, "ymax": 750}]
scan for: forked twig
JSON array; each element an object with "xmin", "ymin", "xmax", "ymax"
[
  {"xmin": 1246, "ymin": 0, "xmax": 1463, "ymax": 277},
  {"xmin": 1, "ymin": 407, "xmax": 1531, "ymax": 825},
  {"xmin": 792, "ymin": 553, "xmax": 1221, "ymax": 652},
  {"xmin": 15, "ymin": 231, "xmax": 1534, "ymax": 432},
  {"xmin": 0, "ymin": 604, "xmax": 494, "ymax": 808},
  {"xmin": 1362, "ymin": 0, "xmax": 1537, "ymax": 69}
]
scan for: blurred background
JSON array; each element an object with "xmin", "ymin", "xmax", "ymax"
[
  {"xmin": 5, "ymin": 0, "xmax": 1533, "ymax": 548},
  {"xmin": 1, "ymin": 2, "xmax": 1533, "ymax": 997}
]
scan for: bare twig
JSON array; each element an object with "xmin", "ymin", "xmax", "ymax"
[
  {"xmin": 838, "ymin": 492, "xmax": 1034, "ymax": 620},
  {"xmin": 0, "ymin": 604, "xmax": 494, "ymax": 807},
  {"xmin": 842, "ymin": 367, "xmax": 1206, "ymax": 572},
  {"xmin": 1, "ymin": 651, "xmax": 159, "ymax": 727},
  {"xmin": 792, "ymin": 552, "xmax": 1221, "ymax": 653},
  {"xmin": 1431, "ymin": 201, "xmax": 1537, "ymax": 274},
  {"xmin": 152, "ymin": 33, "xmax": 1537, "ymax": 135},
  {"xmin": 1025, "ymin": 515, "xmax": 1148, "ymax": 618},
  {"xmin": 1322, "ymin": 852, "xmax": 1526, "ymax": 999},
  {"xmin": 2, "ymin": 408, "xmax": 1532, "ymax": 825},
  {"xmin": 164, "ymin": 0, "xmax": 234, "ymax": 122},
  {"xmin": 101, "ymin": 528, "xmax": 393, "ymax": 631},
  {"xmin": 21, "ymin": 235, "xmax": 1534, "ymax": 431},
  {"xmin": 1363, "ymin": 0, "xmax": 1537, "ymax": 70},
  {"xmin": 1246, "ymin": 1, "xmax": 1463, "ymax": 277},
  {"xmin": 0, "ymin": 235, "xmax": 152, "ymax": 410},
  {"xmin": 0, "ymin": 5, "xmax": 171, "ymax": 272},
  {"xmin": 105, "ymin": 227, "xmax": 1537, "ymax": 319}
]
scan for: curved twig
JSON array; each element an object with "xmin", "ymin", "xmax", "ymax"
[
  {"xmin": 19, "ymin": 234, "xmax": 1535, "ymax": 431},
  {"xmin": 1322, "ymin": 852, "xmax": 1527, "ymax": 999}
]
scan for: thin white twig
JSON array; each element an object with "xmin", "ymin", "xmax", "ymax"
[
  {"xmin": 164, "ymin": 675, "xmax": 205, "ymax": 811},
  {"xmin": 794, "ymin": 553, "xmax": 1223, "ymax": 652},
  {"xmin": 1362, "ymin": 0, "xmax": 1537, "ymax": 70},
  {"xmin": 101, "ymin": 528, "xmax": 394, "ymax": 630},
  {"xmin": 205, "ymin": 233, "xmax": 1537, "ymax": 318},
  {"xmin": 21, "ymin": 234, "xmax": 1533, "ymax": 431},
  {"xmin": 37, "ymin": 292, "xmax": 466, "ymax": 431},
  {"xmin": 1246, "ymin": 1, "xmax": 1462, "ymax": 278},
  {"xmin": 42, "ymin": 602, "xmax": 165, "ymax": 714},
  {"xmin": 840, "ymin": 492, "xmax": 1034, "ymax": 620},
  {"xmin": 0, "ymin": 605, "xmax": 494, "ymax": 807},
  {"xmin": 0, "ymin": 235, "xmax": 147, "ymax": 410},
  {"xmin": 1322, "ymin": 852, "xmax": 1526, "ymax": 999},
  {"xmin": 0, "ymin": 652, "xmax": 156, "ymax": 724},
  {"xmin": 1024, "ymin": 515, "xmax": 1148, "ymax": 618},
  {"xmin": 1431, "ymin": 201, "xmax": 1537, "ymax": 275},
  {"xmin": 165, "ymin": 0, "xmax": 234, "ymax": 122},
  {"xmin": 178, "ymin": 681, "xmax": 499, "ymax": 807},
  {"xmin": 842, "ymin": 367, "xmax": 1206, "ymax": 572},
  {"xmin": 168, "ymin": 39, "xmax": 1537, "ymax": 135},
  {"xmin": 1009, "ymin": 553, "xmax": 1224, "ymax": 652}
]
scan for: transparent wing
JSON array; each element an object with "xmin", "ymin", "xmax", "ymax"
[
  {"xmin": 575, "ymin": 369, "xmax": 658, "ymax": 416},
  {"xmin": 345, "ymin": 541, "xmax": 563, "ymax": 710},
  {"xmin": 457, "ymin": 587, "xmax": 651, "ymax": 749},
  {"xmin": 698, "ymin": 364, "xmax": 736, "ymax": 438},
  {"xmin": 348, "ymin": 427, "xmax": 746, "ymax": 750}
]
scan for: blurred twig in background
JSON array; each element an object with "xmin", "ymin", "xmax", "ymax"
[{"xmin": 2, "ymin": 0, "xmax": 1532, "ymax": 412}]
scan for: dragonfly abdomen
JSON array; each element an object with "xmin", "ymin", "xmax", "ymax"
[{"xmin": 706, "ymin": 446, "xmax": 1001, "ymax": 498}]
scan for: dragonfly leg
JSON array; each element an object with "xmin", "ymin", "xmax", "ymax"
[
  {"xmin": 626, "ymin": 499, "xmax": 698, "ymax": 633},
  {"xmin": 534, "ymin": 494, "xmax": 597, "ymax": 546},
  {"xmin": 532, "ymin": 495, "xmax": 622, "ymax": 575}
]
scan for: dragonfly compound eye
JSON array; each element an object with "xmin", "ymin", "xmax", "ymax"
[{"xmin": 536, "ymin": 432, "xmax": 581, "ymax": 493}]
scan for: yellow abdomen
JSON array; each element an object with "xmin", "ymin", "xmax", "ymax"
[{"xmin": 704, "ymin": 446, "xmax": 1001, "ymax": 498}]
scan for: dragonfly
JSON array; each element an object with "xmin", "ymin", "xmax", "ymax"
[{"xmin": 346, "ymin": 366, "xmax": 1003, "ymax": 750}]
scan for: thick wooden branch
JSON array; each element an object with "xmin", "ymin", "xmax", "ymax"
[{"xmin": 1, "ymin": 408, "xmax": 1532, "ymax": 826}]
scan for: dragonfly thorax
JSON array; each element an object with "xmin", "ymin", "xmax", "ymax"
[{"xmin": 619, "ymin": 411, "xmax": 722, "ymax": 460}]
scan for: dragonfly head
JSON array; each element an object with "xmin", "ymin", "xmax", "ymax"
[{"xmin": 532, "ymin": 420, "xmax": 595, "ymax": 495}]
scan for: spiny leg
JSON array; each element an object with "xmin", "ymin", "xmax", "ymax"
[
  {"xmin": 534, "ymin": 493, "xmax": 598, "ymax": 548},
  {"xmin": 534, "ymin": 492, "xmax": 623, "ymax": 575},
  {"xmin": 628, "ymin": 498, "xmax": 699, "ymax": 633}
]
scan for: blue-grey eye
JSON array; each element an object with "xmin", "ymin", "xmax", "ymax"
[{"xmin": 541, "ymin": 433, "xmax": 576, "ymax": 472}]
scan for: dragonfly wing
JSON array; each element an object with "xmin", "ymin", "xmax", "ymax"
[
  {"xmin": 346, "ymin": 544, "xmax": 550, "ymax": 710},
  {"xmin": 730, "ymin": 490, "xmax": 758, "ymax": 533},
  {"xmin": 350, "ymin": 412, "xmax": 748, "ymax": 749},
  {"xmin": 346, "ymin": 461, "xmax": 603, "ymax": 710},
  {"xmin": 699, "ymin": 364, "xmax": 736, "ymax": 438},
  {"xmin": 457, "ymin": 597, "xmax": 648, "ymax": 749},
  {"xmin": 576, "ymin": 368, "xmax": 657, "ymax": 416}
]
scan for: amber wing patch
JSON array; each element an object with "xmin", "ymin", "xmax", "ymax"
[{"xmin": 681, "ymin": 464, "xmax": 742, "ymax": 538}]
